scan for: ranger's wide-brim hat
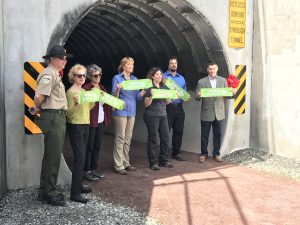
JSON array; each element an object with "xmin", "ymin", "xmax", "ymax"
[{"xmin": 42, "ymin": 44, "xmax": 73, "ymax": 59}]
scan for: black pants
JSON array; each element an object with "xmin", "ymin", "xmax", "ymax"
[
  {"xmin": 166, "ymin": 103, "xmax": 185, "ymax": 157},
  {"xmin": 144, "ymin": 115, "xmax": 169, "ymax": 167},
  {"xmin": 67, "ymin": 123, "xmax": 89, "ymax": 196},
  {"xmin": 84, "ymin": 123, "xmax": 103, "ymax": 172},
  {"xmin": 201, "ymin": 119, "xmax": 222, "ymax": 157}
]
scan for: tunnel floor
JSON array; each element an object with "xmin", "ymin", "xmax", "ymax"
[{"xmin": 63, "ymin": 134, "xmax": 300, "ymax": 225}]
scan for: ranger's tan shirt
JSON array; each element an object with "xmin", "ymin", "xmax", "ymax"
[{"xmin": 35, "ymin": 64, "xmax": 68, "ymax": 110}]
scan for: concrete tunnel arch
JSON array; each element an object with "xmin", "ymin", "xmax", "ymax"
[
  {"xmin": 47, "ymin": 0, "xmax": 232, "ymax": 172},
  {"xmin": 50, "ymin": 0, "xmax": 229, "ymax": 88}
]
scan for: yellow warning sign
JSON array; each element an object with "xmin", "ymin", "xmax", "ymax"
[
  {"xmin": 229, "ymin": 0, "xmax": 246, "ymax": 48},
  {"xmin": 24, "ymin": 62, "xmax": 46, "ymax": 134},
  {"xmin": 234, "ymin": 65, "xmax": 246, "ymax": 114},
  {"xmin": 229, "ymin": 0, "xmax": 246, "ymax": 23},
  {"xmin": 228, "ymin": 22, "xmax": 245, "ymax": 48}
]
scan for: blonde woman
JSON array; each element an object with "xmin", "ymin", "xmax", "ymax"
[
  {"xmin": 66, "ymin": 64, "xmax": 93, "ymax": 203},
  {"xmin": 111, "ymin": 57, "xmax": 145, "ymax": 175}
]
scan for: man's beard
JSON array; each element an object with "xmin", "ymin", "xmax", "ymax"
[{"xmin": 170, "ymin": 67, "xmax": 177, "ymax": 72}]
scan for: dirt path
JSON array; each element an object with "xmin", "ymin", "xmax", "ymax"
[{"xmin": 64, "ymin": 134, "xmax": 300, "ymax": 225}]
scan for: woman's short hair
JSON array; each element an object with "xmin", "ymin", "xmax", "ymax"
[
  {"xmin": 68, "ymin": 64, "xmax": 87, "ymax": 84},
  {"xmin": 86, "ymin": 64, "xmax": 102, "ymax": 80},
  {"xmin": 118, "ymin": 57, "xmax": 134, "ymax": 73},
  {"xmin": 146, "ymin": 67, "xmax": 163, "ymax": 83}
]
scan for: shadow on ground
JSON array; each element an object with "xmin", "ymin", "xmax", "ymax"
[{"xmin": 63, "ymin": 133, "xmax": 300, "ymax": 225}]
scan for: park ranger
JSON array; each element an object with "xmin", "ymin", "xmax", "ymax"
[{"xmin": 31, "ymin": 44, "xmax": 72, "ymax": 206}]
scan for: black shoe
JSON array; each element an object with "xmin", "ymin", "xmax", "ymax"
[
  {"xmin": 39, "ymin": 193, "xmax": 64, "ymax": 202},
  {"xmin": 47, "ymin": 194, "xmax": 66, "ymax": 206},
  {"xmin": 116, "ymin": 169, "xmax": 127, "ymax": 175},
  {"xmin": 81, "ymin": 186, "xmax": 92, "ymax": 194},
  {"xmin": 91, "ymin": 170, "xmax": 105, "ymax": 180},
  {"xmin": 125, "ymin": 166, "xmax": 137, "ymax": 171},
  {"xmin": 37, "ymin": 193, "xmax": 47, "ymax": 202},
  {"xmin": 56, "ymin": 193, "xmax": 65, "ymax": 200},
  {"xmin": 70, "ymin": 195, "xmax": 89, "ymax": 204},
  {"xmin": 150, "ymin": 164, "xmax": 160, "ymax": 170},
  {"xmin": 84, "ymin": 172, "xmax": 100, "ymax": 181},
  {"xmin": 172, "ymin": 155, "xmax": 186, "ymax": 161},
  {"xmin": 159, "ymin": 162, "xmax": 174, "ymax": 168}
]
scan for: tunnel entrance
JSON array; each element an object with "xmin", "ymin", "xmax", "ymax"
[
  {"xmin": 61, "ymin": 0, "xmax": 229, "ymax": 91},
  {"xmin": 56, "ymin": 0, "xmax": 231, "ymax": 162}
]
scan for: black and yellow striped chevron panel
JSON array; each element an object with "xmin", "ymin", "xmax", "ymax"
[
  {"xmin": 234, "ymin": 65, "xmax": 246, "ymax": 114},
  {"xmin": 24, "ymin": 62, "xmax": 46, "ymax": 134}
]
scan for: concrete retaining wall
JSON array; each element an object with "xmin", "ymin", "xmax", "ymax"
[
  {"xmin": 1, "ymin": 0, "xmax": 96, "ymax": 189},
  {"xmin": 252, "ymin": 0, "xmax": 300, "ymax": 159}
]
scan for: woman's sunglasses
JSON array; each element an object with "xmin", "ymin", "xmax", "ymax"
[
  {"xmin": 74, "ymin": 74, "xmax": 86, "ymax": 78},
  {"xmin": 91, "ymin": 73, "xmax": 102, "ymax": 78}
]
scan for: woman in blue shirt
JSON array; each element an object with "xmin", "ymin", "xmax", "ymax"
[{"xmin": 112, "ymin": 57, "xmax": 145, "ymax": 175}]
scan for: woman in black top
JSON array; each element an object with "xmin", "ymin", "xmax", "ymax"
[{"xmin": 143, "ymin": 67, "xmax": 173, "ymax": 170}]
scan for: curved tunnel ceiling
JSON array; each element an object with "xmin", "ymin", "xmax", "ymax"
[{"xmin": 64, "ymin": 0, "xmax": 229, "ymax": 90}]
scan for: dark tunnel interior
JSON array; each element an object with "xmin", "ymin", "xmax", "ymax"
[{"xmin": 62, "ymin": 0, "xmax": 228, "ymax": 91}]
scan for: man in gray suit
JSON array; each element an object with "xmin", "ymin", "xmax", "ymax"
[{"xmin": 195, "ymin": 62, "xmax": 233, "ymax": 163}]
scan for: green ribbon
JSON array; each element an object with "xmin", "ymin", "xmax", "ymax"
[
  {"xmin": 200, "ymin": 88, "xmax": 233, "ymax": 97},
  {"xmin": 122, "ymin": 79, "xmax": 153, "ymax": 90},
  {"xmin": 164, "ymin": 78, "xmax": 190, "ymax": 101},
  {"xmin": 152, "ymin": 89, "xmax": 178, "ymax": 99},
  {"xmin": 78, "ymin": 89, "xmax": 125, "ymax": 110}
]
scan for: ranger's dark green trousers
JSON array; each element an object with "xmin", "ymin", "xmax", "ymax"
[{"xmin": 36, "ymin": 111, "xmax": 66, "ymax": 197}]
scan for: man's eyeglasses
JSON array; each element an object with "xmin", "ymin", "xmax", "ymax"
[
  {"xmin": 91, "ymin": 73, "xmax": 102, "ymax": 78},
  {"xmin": 74, "ymin": 74, "xmax": 86, "ymax": 78},
  {"xmin": 54, "ymin": 55, "xmax": 67, "ymax": 60}
]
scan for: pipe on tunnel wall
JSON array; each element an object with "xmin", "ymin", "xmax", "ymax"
[{"xmin": 3, "ymin": 0, "xmax": 252, "ymax": 190}]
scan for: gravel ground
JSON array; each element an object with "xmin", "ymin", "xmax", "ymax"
[
  {"xmin": 223, "ymin": 148, "xmax": 300, "ymax": 182},
  {"xmin": 0, "ymin": 185, "xmax": 162, "ymax": 225},
  {"xmin": 1, "ymin": 148, "xmax": 299, "ymax": 225}
]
